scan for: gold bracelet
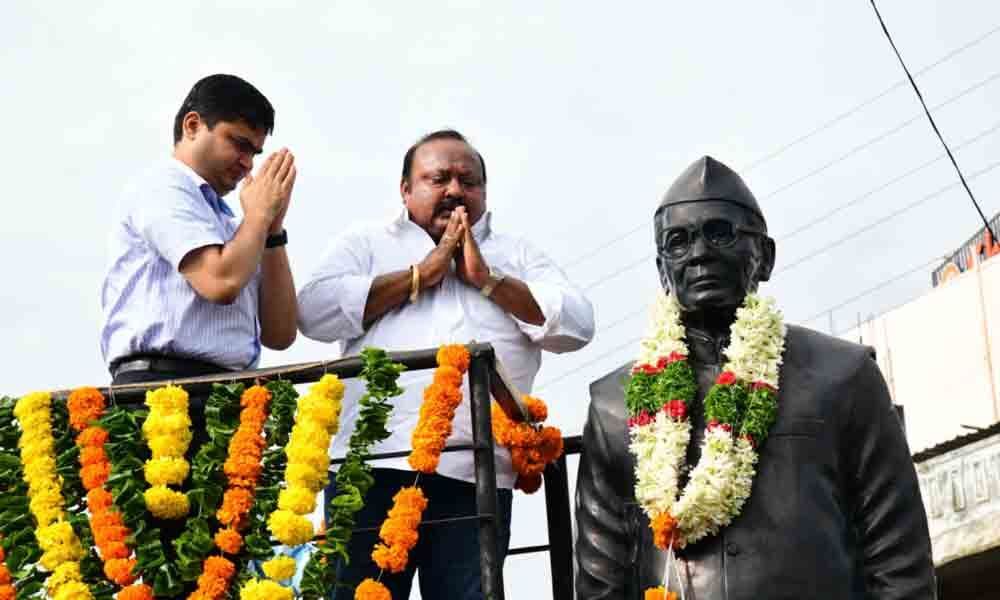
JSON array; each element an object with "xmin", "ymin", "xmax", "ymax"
[{"xmin": 409, "ymin": 264, "xmax": 421, "ymax": 303}]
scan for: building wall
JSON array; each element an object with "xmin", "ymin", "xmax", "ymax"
[{"xmin": 839, "ymin": 258, "xmax": 1000, "ymax": 454}]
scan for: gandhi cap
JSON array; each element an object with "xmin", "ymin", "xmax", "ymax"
[{"xmin": 658, "ymin": 156, "xmax": 765, "ymax": 228}]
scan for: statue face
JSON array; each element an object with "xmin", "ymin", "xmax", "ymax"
[{"xmin": 655, "ymin": 200, "xmax": 775, "ymax": 313}]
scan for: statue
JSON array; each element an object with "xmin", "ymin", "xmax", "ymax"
[{"xmin": 574, "ymin": 156, "xmax": 936, "ymax": 599}]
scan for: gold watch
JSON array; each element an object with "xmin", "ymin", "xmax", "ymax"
[{"xmin": 480, "ymin": 268, "xmax": 506, "ymax": 298}]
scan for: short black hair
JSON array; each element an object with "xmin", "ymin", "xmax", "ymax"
[
  {"xmin": 401, "ymin": 129, "xmax": 487, "ymax": 184},
  {"xmin": 173, "ymin": 74, "xmax": 275, "ymax": 144}
]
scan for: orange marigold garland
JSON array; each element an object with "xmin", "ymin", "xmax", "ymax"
[
  {"xmin": 491, "ymin": 395, "xmax": 564, "ymax": 494},
  {"xmin": 189, "ymin": 385, "xmax": 271, "ymax": 600},
  {"xmin": 68, "ymin": 387, "xmax": 153, "ymax": 597},
  {"xmin": 407, "ymin": 344, "xmax": 470, "ymax": 473},
  {"xmin": 371, "ymin": 486, "xmax": 428, "ymax": 574}
]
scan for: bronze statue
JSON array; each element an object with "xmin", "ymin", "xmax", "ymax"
[{"xmin": 575, "ymin": 156, "xmax": 935, "ymax": 599}]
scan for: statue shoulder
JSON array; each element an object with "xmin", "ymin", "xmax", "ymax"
[
  {"xmin": 784, "ymin": 324, "xmax": 878, "ymax": 381},
  {"xmin": 588, "ymin": 361, "xmax": 632, "ymax": 420}
]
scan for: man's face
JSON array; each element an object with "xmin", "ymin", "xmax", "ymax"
[
  {"xmin": 655, "ymin": 200, "xmax": 775, "ymax": 313},
  {"xmin": 401, "ymin": 138, "xmax": 486, "ymax": 242},
  {"xmin": 188, "ymin": 116, "xmax": 266, "ymax": 195}
]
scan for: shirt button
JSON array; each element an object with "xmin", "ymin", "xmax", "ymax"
[{"xmin": 725, "ymin": 542, "xmax": 741, "ymax": 556}]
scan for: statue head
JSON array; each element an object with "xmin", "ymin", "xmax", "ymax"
[{"xmin": 654, "ymin": 156, "xmax": 776, "ymax": 317}]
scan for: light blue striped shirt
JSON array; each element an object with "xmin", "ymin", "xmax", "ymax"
[{"xmin": 100, "ymin": 159, "xmax": 261, "ymax": 371}]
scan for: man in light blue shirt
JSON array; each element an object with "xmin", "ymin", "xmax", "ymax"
[{"xmin": 101, "ymin": 73, "xmax": 298, "ymax": 382}]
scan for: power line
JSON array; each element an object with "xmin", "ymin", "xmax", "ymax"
[
  {"xmin": 776, "ymin": 157, "xmax": 1000, "ymax": 275},
  {"xmin": 538, "ymin": 253, "xmax": 949, "ymax": 392},
  {"xmin": 797, "ymin": 255, "xmax": 941, "ymax": 325},
  {"xmin": 870, "ymin": 0, "xmax": 997, "ymax": 242},
  {"xmin": 783, "ymin": 118, "xmax": 1000, "ymax": 241},
  {"xmin": 580, "ymin": 112, "xmax": 1000, "ymax": 292},
  {"xmin": 561, "ymin": 23, "xmax": 1000, "ymax": 272}
]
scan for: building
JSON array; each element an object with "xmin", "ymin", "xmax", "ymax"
[{"xmin": 840, "ymin": 217, "xmax": 1000, "ymax": 597}]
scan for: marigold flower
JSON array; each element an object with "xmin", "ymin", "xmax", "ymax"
[
  {"xmin": 98, "ymin": 541, "xmax": 130, "ymax": 560},
  {"xmin": 104, "ymin": 557, "xmax": 136, "ymax": 585},
  {"xmin": 521, "ymin": 395, "xmax": 548, "ymax": 422},
  {"xmin": 67, "ymin": 387, "xmax": 106, "ymax": 431},
  {"xmin": 82, "ymin": 463, "xmax": 111, "ymax": 490},
  {"xmin": 87, "ymin": 488, "xmax": 114, "ymax": 512},
  {"xmin": 0, "ymin": 585, "xmax": 13, "ymax": 600},
  {"xmin": 76, "ymin": 426, "xmax": 109, "ymax": 448},
  {"xmin": 354, "ymin": 578, "xmax": 391, "ymax": 600},
  {"xmin": 52, "ymin": 581, "xmax": 93, "ymax": 600},
  {"xmin": 644, "ymin": 587, "xmax": 679, "ymax": 600},
  {"xmin": 144, "ymin": 456, "xmax": 190, "ymax": 486},
  {"xmin": 436, "ymin": 344, "xmax": 470, "ymax": 373},
  {"xmin": 144, "ymin": 485, "xmax": 190, "ymax": 519},
  {"xmin": 261, "ymin": 555, "xmax": 297, "ymax": 581},
  {"xmin": 215, "ymin": 528, "xmax": 243, "ymax": 554},
  {"xmin": 651, "ymin": 513, "xmax": 680, "ymax": 550},
  {"xmin": 240, "ymin": 579, "xmax": 294, "ymax": 600},
  {"xmin": 267, "ymin": 510, "xmax": 314, "ymax": 546},
  {"xmin": 117, "ymin": 584, "xmax": 154, "ymax": 600},
  {"xmin": 278, "ymin": 486, "xmax": 318, "ymax": 514}
]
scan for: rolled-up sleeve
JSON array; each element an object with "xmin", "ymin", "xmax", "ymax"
[
  {"xmin": 513, "ymin": 240, "xmax": 595, "ymax": 353},
  {"xmin": 297, "ymin": 229, "xmax": 375, "ymax": 343}
]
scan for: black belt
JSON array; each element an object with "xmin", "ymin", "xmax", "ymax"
[{"xmin": 110, "ymin": 355, "xmax": 224, "ymax": 379}]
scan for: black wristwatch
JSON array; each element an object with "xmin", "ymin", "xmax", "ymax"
[{"xmin": 265, "ymin": 229, "xmax": 288, "ymax": 248}]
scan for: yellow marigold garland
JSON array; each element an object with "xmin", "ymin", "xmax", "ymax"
[
  {"xmin": 267, "ymin": 374, "xmax": 344, "ymax": 546},
  {"xmin": 142, "ymin": 385, "xmax": 192, "ymax": 519},
  {"xmin": 407, "ymin": 344, "xmax": 470, "ymax": 473},
  {"xmin": 189, "ymin": 385, "xmax": 273, "ymax": 600},
  {"xmin": 68, "ymin": 387, "xmax": 153, "ymax": 597},
  {"xmin": 14, "ymin": 391, "xmax": 91, "ymax": 599},
  {"xmin": 492, "ymin": 395, "xmax": 564, "ymax": 494}
]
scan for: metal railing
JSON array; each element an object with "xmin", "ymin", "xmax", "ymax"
[{"xmin": 53, "ymin": 343, "xmax": 533, "ymax": 600}]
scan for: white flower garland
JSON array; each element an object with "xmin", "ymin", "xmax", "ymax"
[{"xmin": 628, "ymin": 291, "xmax": 785, "ymax": 547}]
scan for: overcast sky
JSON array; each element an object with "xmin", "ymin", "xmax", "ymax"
[{"xmin": 4, "ymin": 1, "xmax": 1000, "ymax": 596}]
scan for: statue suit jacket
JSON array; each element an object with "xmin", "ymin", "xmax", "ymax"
[{"xmin": 575, "ymin": 324, "xmax": 936, "ymax": 599}]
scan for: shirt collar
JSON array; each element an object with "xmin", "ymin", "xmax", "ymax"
[
  {"xmin": 389, "ymin": 206, "xmax": 493, "ymax": 242},
  {"xmin": 170, "ymin": 158, "xmax": 235, "ymax": 218}
]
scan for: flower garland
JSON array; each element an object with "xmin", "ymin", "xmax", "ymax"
[
  {"xmin": 13, "ymin": 391, "xmax": 91, "ymax": 599},
  {"xmin": 645, "ymin": 588, "xmax": 678, "ymax": 600},
  {"xmin": 67, "ymin": 387, "xmax": 153, "ymax": 598},
  {"xmin": 625, "ymin": 292, "xmax": 785, "ymax": 589},
  {"xmin": 371, "ymin": 486, "xmax": 427, "ymax": 574},
  {"xmin": 491, "ymin": 396, "xmax": 564, "ymax": 494},
  {"xmin": 407, "ymin": 345, "xmax": 470, "ymax": 473},
  {"xmin": 267, "ymin": 374, "xmax": 344, "ymax": 547},
  {"xmin": 356, "ymin": 345, "xmax": 470, "ymax": 600},
  {"xmin": 187, "ymin": 384, "xmax": 273, "ymax": 600},
  {"xmin": 142, "ymin": 385, "xmax": 193, "ymax": 519},
  {"xmin": 297, "ymin": 349, "xmax": 403, "ymax": 600}
]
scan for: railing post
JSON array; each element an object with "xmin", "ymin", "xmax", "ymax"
[
  {"xmin": 469, "ymin": 348, "xmax": 505, "ymax": 600},
  {"xmin": 544, "ymin": 453, "xmax": 573, "ymax": 599}
]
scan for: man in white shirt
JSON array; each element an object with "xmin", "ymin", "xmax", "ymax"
[{"xmin": 297, "ymin": 129, "xmax": 595, "ymax": 599}]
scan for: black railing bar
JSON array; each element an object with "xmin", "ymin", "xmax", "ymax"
[
  {"xmin": 48, "ymin": 343, "xmax": 504, "ymax": 404},
  {"xmin": 329, "ymin": 443, "xmax": 484, "ymax": 466},
  {"xmin": 348, "ymin": 513, "xmax": 496, "ymax": 535},
  {"xmin": 507, "ymin": 544, "xmax": 551, "ymax": 556}
]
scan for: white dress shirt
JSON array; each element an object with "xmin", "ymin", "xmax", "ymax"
[{"xmin": 297, "ymin": 208, "xmax": 595, "ymax": 487}]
